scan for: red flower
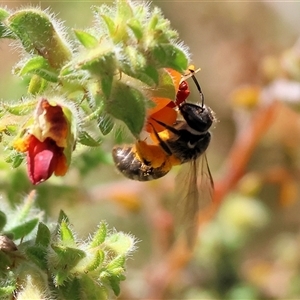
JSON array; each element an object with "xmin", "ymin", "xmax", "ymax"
[
  {"xmin": 26, "ymin": 135, "xmax": 68, "ymax": 185},
  {"xmin": 13, "ymin": 98, "xmax": 76, "ymax": 185}
]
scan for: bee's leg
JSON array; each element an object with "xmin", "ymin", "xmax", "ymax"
[
  {"xmin": 150, "ymin": 118, "xmax": 181, "ymax": 136},
  {"xmin": 148, "ymin": 122, "xmax": 172, "ymax": 156}
]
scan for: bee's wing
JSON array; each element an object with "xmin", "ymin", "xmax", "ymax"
[
  {"xmin": 174, "ymin": 153, "xmax": 214, "ymax": 247},
  {"xmin": 199, "ymin": 153, "xmax": 214, "ymax": 203}
]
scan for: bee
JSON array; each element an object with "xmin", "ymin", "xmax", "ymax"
[{"xmin": 112, "ymin": 68, "xmax": 216, "ymax": 245}]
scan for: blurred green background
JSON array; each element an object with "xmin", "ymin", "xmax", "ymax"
[{"xmin": 1, "ymin": 1, "xmax": 300, "ymax": 299}]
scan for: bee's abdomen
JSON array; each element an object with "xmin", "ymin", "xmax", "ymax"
[{"xmin": 112, "ymin": 146, "xmax": 169, "ymax": 181}]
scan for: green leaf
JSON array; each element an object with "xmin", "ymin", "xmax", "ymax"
[
  {"xmin": 101, "ymin": 74, "xmax": 114, "ymax": 100},
  {"xmin": 0, "ymin": 211, "xmax": 7, "ymax": 231},
  {"xmin": 106, "ymin": 255, "xmax": 125, "ymax": 272},
  {"xmin": 25, "ymin": 244, "xmax": 48, "ymax": 270},
  {"xmin": 79, "ymin": 50, "xmax": 116, "ymax": 99},
  {"xmin": 5, "ymin": 151, "xmax": 24, "ymax": 168},
  {"xmin": 106, "ymin": 80, "xmax": 146, "ymax": 137},
  {"xmin": 54, "ymin": 210, "xmax": 69, "ymax": 236},
  {"xmin": 148, "ymin": 11, "xmax": 159, "ymax": 31},
  {"xmin": 146, "ymin": 7, "xmax": 178, "ymax": 43},
  {"xmin": 0, "ymin": 285, "xmax": 16, "ymax": 297},
  {"xmin": 127, "ymin": 19, "xmax": 143, "ymax": 40},
  {"xmin": 51, "ymin": 245, "xmax": 86, "ymax": 266},
  {"xmin": 74, "ymin": 29, "xmax": 98, "ymax": 48},
  {"xmin": 90, "ymin": 222, "xmax": 107, "ymax": 248},
  {"xmin": 85, "ymin": 249, "xmax": 104, "ymax": 272},
  {"xmin": 151, "ymin": 44, "xmax": 188, "ymax": 72},
  {"xmin": 123, "ymin": 45, "xmax": 146, "ymax": 70},
  {"xmin": 0, "ymin": 8, "xmax": 14, "ymax": 39},
  {"xmin": 106, "ymin": 232, "xmax": 136, "ymax": 256},
  {"xmin": 51, "ymin": 245, "xmax": 86, "ymax": 286},
  {"xmin": 101, "ymin": 15, "xmax": 116, "ymax": 38},
  {"xmin": 97, "ymin": 113, "xmax": 114, "ymax": 135},
  {"xmin": 6, "ymin": 9, "xmax": 72, "ymax": 68},
  {"xmin": 121, "ymin": 46, "xmax": 159, "ymax": 86},
  {"xmin": 151, "ymin": 68, "xmax": 177, "ymax": 99},
  {"xmin": 0, "ymin": 8, "xmax": 9, "ymax": 22},
  {"xmin": 6, "ymin": 218, "xmax": 39, "ymax": 240},
  {"xmin": 58, "ymin": 277, "xmax": 81, "ymax": 300},
  {"xmin": 28, "ymin": 75, "xmax": 48, "ymax": 95},
  {"xmin": 100, "ymin": 270, "xmax": 122, "ymax": 297},
  {"xmin": 18, "ymin": 56, "xmax": 58, "ymax": 82},
  {"xmin": 141, "ymin": 65, "xmax": 160, "ymax": 86},
  {"xmin": 108, "ymin": 276, "xmax": 121, "ymax": 296},
  {"xmin": 57, "ymin": 210, "xmax": 70, "ymax": 224},
  {"xmin": 2, "ymin": 99, "xmax": 36, "ymax": 115},
  {"xmin": 35, "ymin": 222, "xmax": 51, "ymax": 247},
  {"xmin": 60, "ymin": 221, "xmax": 76, "ymax": 245},
  {"xmin": 80, "ymin": 274, "xmax": 108, "ymax": 300},
  {"xmin": 117, "ymin": 0, "xmax": 133, "ymax": 20},
  {"xmin": 59, "ymin": 62, "xmax": 88, "ymax": 81},
  {"xmin": 0, "ymin": 250, "xmax": 12, "ymax": 269},
  {"xmin": 4, "ymin": 124, "xmax": 18, "ymax": 135},
  {"xmin": 78, "ymin": 47, "xmax": 115, "ymax": 72},
  {"xmin": 78, "ymin": 131, "xmax": 102, "ymax": 147},
  {"xmin": 108, "ymin": 267, "xmax": 125, "ymax": 277}
]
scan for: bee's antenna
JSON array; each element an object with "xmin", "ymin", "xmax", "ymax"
[{"xmin": 188, "ymin": 67, "xmax": 205, "ymax": 108}]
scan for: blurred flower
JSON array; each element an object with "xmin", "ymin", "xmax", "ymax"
[
  {"xmin": 230, "ymin": 84, "xmax": 261, "ymax": 110},
  {"xmin": 261, "ymin": 78, "xmax": 300, "ymax": 104},
  {"xmin": 13, "ymin": 98, "xmax": 77, "ymax": 185}
]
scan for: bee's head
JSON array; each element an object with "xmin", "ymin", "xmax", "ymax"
[{"xmin": 179, "ymin": 102, "xmax": 215, "ymax": 133}]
